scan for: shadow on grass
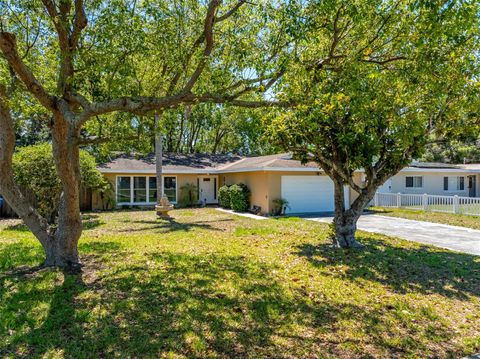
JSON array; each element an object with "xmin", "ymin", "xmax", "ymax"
[
  {"xmin": 81, "ymin": 214, "xmax": 104, "ymax": 230},
  {"xmin": 296, "ymin": 235, "xmax": 480, "ymax": 300},
  {"xmin": 2, "ymin": 214, "xmax": 104, "ymax": 232},
  {"xmin": 0, "ymin": 245, "xmax": 466, "ymax": 357},
  {"xmin": 119, "ymin": 217, "xmax": 232, "ymax": 234}
]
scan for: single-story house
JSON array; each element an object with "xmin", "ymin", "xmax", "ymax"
[
  {"xmin": 94, "ymin": 153, "xmax": 480, "ymax": 215},
  {"xmin": 377, "ymin": 162, "xmax": 480, "ymax": 198}
]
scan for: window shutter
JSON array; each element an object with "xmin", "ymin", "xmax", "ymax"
[{"xmin": 444, "ymin": 177, "xmax": 449, "ymax": 191}]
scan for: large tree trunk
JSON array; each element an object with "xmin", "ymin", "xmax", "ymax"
[
  {"xmin": 332, "ymin": 180, "xmax": 364, "ymax": 249},
  {"xmin": 47, "ymin": 115, "xmax": 83, "ymax": 268}
]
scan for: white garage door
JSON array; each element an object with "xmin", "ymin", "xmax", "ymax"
[{"xmin": 281, "ymin": 175, "xmax": 335, "ymax": 214}]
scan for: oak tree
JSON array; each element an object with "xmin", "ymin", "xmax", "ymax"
[
  {"xmin": 0, "ymin": 0, "xmax": 293, "ymax": 268},
  {"xmin": 270, "ymin": 0, "xmax": 479, "ymax": 248}
]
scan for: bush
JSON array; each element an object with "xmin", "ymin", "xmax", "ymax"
[
  {"xmin": 229, "ymin": 183, "xmax": 250, "ymax": 212},
  {"xmin": 13, "ymin": 143, "xmax": 107, "ymax": 222},
  {"xmin": 272, "ymin": 198, "xmax": 290, "ymax": 216},
  {"xmin": 179, "ymin": 183, "xmax": 198, "ymax": 207},
  {"xmin": 218, "ymin": 185, "xmax": 231, "ymax": 209}
]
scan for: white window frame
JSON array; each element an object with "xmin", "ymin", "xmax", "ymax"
[
  {"xmin": 160, "ymin": 175, "xmax": 178, "ymax": 204},
  {"xmin": 116, "ymin": 176, "xmax": 133, "ymax": 205},
  {"xmin": 405, "ymin": 176, "xmax": 423, "ymax": 189},
  {"xmin": 444, "ymin": 176, "xmax": 465, "ymax": 192},
  {"xmin": 115, "ymin": 175, "xmax": 178, "ymax": 205}
]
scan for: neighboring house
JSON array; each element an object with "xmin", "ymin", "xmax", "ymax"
[
  {"xmin": 380, "ymin": 162, "xmax": 480, "ymax": 198},
  {"xmin": 94, "ymin": 153, "xmax": 480, "ymax": 215}
]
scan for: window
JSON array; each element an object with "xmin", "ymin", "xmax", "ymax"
[
  {"xmin": 133, "ymin": 177, "xmax": 147, "ymax": 202},
  {"xmin": 117, "ymin": 176, "xmax": 131, "ymax": 203},
  {"xmin": 444, "ymin": 176, "xmax": 465, "ymax": 191},
  {"xmin": 116, "ymin": 175, "xmax": 177, "ymax": 204},
  {"xmin": 405, "ymin": 176, "xmax": 422, "ymax": 188},
  {"xmin": 149, "ymin": 177, "xmax": 157, "ymax": 203},
  {"xmin": 164, "ymin": 176, "xmax": 177, "ymax": 203}
]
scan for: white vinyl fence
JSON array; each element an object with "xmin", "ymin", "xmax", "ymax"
[{"xmin": 373, "ymin": 193, "xmax": 480, "ymax": 217}]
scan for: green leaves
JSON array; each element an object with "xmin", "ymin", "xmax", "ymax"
[
  {"xmin": 12, "ymin": 143, "xmax": 107, "ymax": 221},
  {"xmin": 270, "ymin": 0, "xmax": 479, "ymax": 184}
]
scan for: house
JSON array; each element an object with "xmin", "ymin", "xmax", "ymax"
[
  {"xmin": 377, "ymin": 162, "xmax": 480, "ymax": 198},
  {"xmin": 94, "ymin": 153, "xmax": 480, "ymax": 215}
]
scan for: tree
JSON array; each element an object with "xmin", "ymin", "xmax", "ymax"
[
  {"xmin": 0, "ymin": 0, "xmax": 294, "ymax": 268},
  {"xmin": 269, "ymin": 0, "xmax": 479, "ymax": 248},
  {"xmin": 13, "ymin": 143, "xmax": 106, "ymax": 223}
]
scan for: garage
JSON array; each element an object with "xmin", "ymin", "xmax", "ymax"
[{"xmin": 281, "ymin": 175, "xmax": 336, "ymax": 214}]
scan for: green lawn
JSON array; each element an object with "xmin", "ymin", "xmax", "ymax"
[
  {"xmin": 1, "ymin": 209, "xmax": 479, "ymax": 358},
  {"xmin": 370, "ymin": 206, "xmax": 480, "ymax": 230}
]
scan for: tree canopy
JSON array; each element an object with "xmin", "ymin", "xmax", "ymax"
[
  {"xmin": 13, "ymin": 143, "xmax": 107, "ymax": 222},
  {"xmin": 268, "ymin": 0, "xmax": 479, "ymax": 247},
  {"xmin": 0, "ymin": 0, "xmax": 296, "ymax": 267}
]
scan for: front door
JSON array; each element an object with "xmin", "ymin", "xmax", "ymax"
[
  {"xmin": 468, "ymin": 176, "xmax": 476, "ymax": 197},
  {"xmin": 198, "ymin": 176, "xmax": 218, "ymax": 204}
]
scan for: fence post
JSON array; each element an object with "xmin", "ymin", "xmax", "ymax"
[
  {"xmin": 374, "ymin": 193, "xmax": 378, "ymax": 206},
  {"xmin": 396, "ymin": 193, "xmax": 401, "ymax": 208},
  {"xmin": 453, "ymin": 195, "xmax": 460, "ymax": 214},
  {"xmin": 422, "ymin": 193, "xmax": 428, "ymax": 211}
]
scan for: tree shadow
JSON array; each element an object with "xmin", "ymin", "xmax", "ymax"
[
  {"xmin": 81, "ymin": 213, "xmax": 104, "ymax": 230},
  {"xmin": 295, "ymin": 235, "xmax": 480, "ymax": 300},
  {"xmin": 1, "ymin": 214, "xmax": 103, "ymax": 232},
  {"xmin": 0, "ymin": 248, "xmax": 467, "ymax": 357},
  {"xmin": 118, "ymin": 218, "xmax": 231, "ymax": 234},
  {"xmin": 2, "ymin": 223, "xmax": 30, "ymax": 232}
]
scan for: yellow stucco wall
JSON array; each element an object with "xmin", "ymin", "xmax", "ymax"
[
  {"xmin": 221, "ymin": 172, "xmax": 270, "ymax": 213},
  {"xmin": 222, "ymin": 170, "xmax": 328, "ymax": 214}
]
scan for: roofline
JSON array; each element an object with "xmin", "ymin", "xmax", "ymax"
[
  {"xmin": 401, "ymin": 167, "xmax": 480, "ymax": 173},
  {"xmin": 98, "ymin": 165, "xmax": 480, "ymax": 175},
  {"xmin": 218, "ymin": 166, "xmax": 324, "ymax": 173},
  {"xmin": 98, "ymin": 168, "xmax": 217, "ymax": 174}
]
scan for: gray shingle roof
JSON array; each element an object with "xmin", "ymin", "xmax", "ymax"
[
  {"xmin": 98, "ymin": 153, "xmax": 479, "ymax": 174},
  {"xmin": 219, "ymin": 153, "xmax": 319, "ymax": 171},
  {"xmin": 410, "ymin": 162, "xmax": 462, "ymax": 169},
  {"xmin": 98, "ymin": 152, "xmax": 321, "ymax": 173},
  {"xmin": 99, "ymin": 153, "xmax": 242, "ymax": 173}
]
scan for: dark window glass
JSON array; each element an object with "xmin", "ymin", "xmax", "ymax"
[
  {"xmin": 133, "ymin": 177, "xmax": 147, "ymax": 203},
  {"xmin": 117, "ymin": 176, "xmax": 131, "ymax": 203},
  {"xmin": 149, "ymin": 177, "xmax": 157, "ymax": 203},
  {"xmin": 459, "ymin": 176, "xmax": 465, "ymax": 191},
  {"xmin": 444, "ymin": 177, "xmax": 449, "ymax": 191},
  {"xmin": 164, "ymin": 177, "xmax": 176, "ymax": 202},
  {"xmin": 406, "ymin": 177, "xmax": 413, "ymax": 188}
]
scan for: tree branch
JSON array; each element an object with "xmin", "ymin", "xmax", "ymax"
[
  {"xmin": 70, "ymin": 0, "xmax": 87, "ymax": 50},
  {"xmin": 0, "ymin": 32, "xmax": 57, "ymax": 111},
  {"xmin": 360, "ymin": 56, "xmax": 407, "ymax": 65},
  {"xmin": 216, "ymin": 0, "xmax": 247, "ymax": 22},
  {"xmin": 0, "ymin": 86, "xmax": 52, "ymax": 245},
  {"xmin": 182, "ymin": 0, "xmax": 221, "ymax": 92}
]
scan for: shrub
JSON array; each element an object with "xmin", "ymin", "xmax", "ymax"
[
  {"xmin": 218, "ymin": 185, "xmax": 231, "ymax": 209},
  {"xmin": 272, "ymin": 198, "xmax": 290, "ymax": 216},
  {"xmin": 13, "ymin": 143, "xmax": 107, "ymax": 222},
  {"xmin": 229, "ymin": 183, "xmax": 250, "ymax": 212},
  {"xmin": 179, "ymin": 183, "xmax": 198, "ymax": 207}
]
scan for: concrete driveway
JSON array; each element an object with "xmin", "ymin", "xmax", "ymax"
[{"xmin": 306, "ymin": 214, "xmax": 480, "ymax": 256}]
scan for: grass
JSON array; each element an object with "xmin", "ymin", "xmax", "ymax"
[
  {"xmin": 0, "ymin": 208, "xmax": 479, "ymax": 358},
  {"xmin": 370, "ymin": 206, "xmax": 480, "ymax": 230}
]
